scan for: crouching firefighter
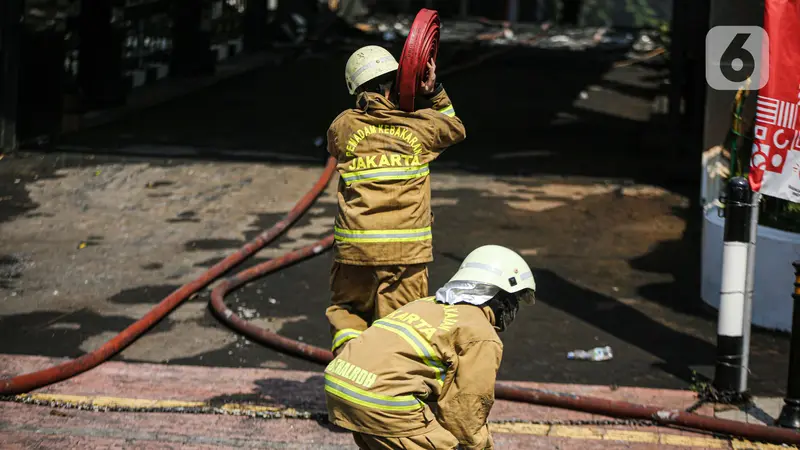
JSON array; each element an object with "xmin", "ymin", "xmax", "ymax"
[
  {"xmin": 323, "ymin": 245, "xmax": 536, "ymax": 450},
  {"xmin": 325, "ymin": 45, "xmax": 466, "ymax": 356}
]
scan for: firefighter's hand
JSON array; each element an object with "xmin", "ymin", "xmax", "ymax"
[{"xmin": 420, "ymin": 59, "xmax": 437, "ymax": 95}]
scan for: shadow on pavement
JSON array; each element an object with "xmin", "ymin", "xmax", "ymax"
[
  {"xmin": 521, "ymin": 268, "xmax": 715, "ymax": 386},
  {"xmin": 205, "ymin": 375, "xmax": 349, "ymax": 432},
  {"xmin": 0, "ymin": 309, "xmax": 137, "ymax": 359}
]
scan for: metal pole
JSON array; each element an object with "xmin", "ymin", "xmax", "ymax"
[
  {"xmin": 739, "ymin": 191, "xmax": 760, "ymax": 392},
  {"xmin": 776, "ymin": 261, "xmax": 800, "ymax": 430},
  {"xmin": 713, "ymin": 176, "xmax": 752, "ymax": 398}
]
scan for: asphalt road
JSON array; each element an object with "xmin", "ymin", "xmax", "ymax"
[{"xmin": 0, "ymin": 42, "xmax": 791, "ymax": 396}]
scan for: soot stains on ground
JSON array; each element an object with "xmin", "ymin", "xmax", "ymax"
[
  {"xmin": 106, "ymin": 285, "xmax": 183, "ymax": 305},
  {"xmin": 166, "ymin": 210, "xmax": 201, "ymax": 223},
  {"xmin": 0, "ymin": 254, "xmax": 31, "ymax": 289},
  {"xmin": 0, "ymin": 309, "xmax": 137, "ymax": 358},
  {"xmin": 185, "ymin": 203, "xmax": 336, "ymax": 270},
  {"xmin": 146, "ymin": 180, "xmax": 175, "ymax": 188},
  {"xmin": 185, "ymin": 239, "xmax": 243, "ymax": 251}
]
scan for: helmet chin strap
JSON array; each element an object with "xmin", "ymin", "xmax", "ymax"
[
  {"xmin": 487, "ymin": 292, "xmax": 520, "ymax": 333},
  {"xmin": 356, "ymin": 92, "xmax": 369, "ymax": 111}
]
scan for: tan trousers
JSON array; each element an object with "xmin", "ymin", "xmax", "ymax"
[
  {"xmin": 327, "ymin": 262, "xmax": 428, "ymax": 353},
  {"xmin": 352, "ymin": 426, "xmax": 460, "ymax": 450}
]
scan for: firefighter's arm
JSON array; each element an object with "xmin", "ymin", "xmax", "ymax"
[
  {"xmin": 422, "ymin": 84, "xmax": 466, "ymax": 152},
  {"xmin": 326, "ymin": 126, "xmax": 339, "ymax": 158},
  {"xmin": 436, "ymin": 340, "xmax": 502, "ymax": 450}
]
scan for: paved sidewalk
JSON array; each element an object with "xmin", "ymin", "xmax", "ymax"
[{"xmin": 1, "ymin": 354, "xmax": 794, "ymax": 449}]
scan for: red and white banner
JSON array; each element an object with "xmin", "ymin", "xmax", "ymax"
[{"xmin": 748, "ymin": 0, "xmax": 800, "ymax": 202}]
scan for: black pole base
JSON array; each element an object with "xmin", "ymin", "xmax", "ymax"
[
  {"xmin": 777, "ymin": 400, "xmax": 800, "ymax": 430},
  {"xmin": 713, "ymin": 335, "xmax": 744, "ymax": 400},
  {"xmin": 694, "ymin": 376, "xmax": 751, "ymax": 406}
]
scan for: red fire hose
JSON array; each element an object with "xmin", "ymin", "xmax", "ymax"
[
  {"xmin": 3, "ymin": 22, "xmax": 800, "ymax": 446},
  {"xmin": 396, "ymin": 8, "xmax": 440, "ymax": 112},
  {"xmin": 0, "ymin": 158, "xmax": 338, "ymax": 395},
  {"xmin": 211, "ymin": 235, "xmax": 336, "ymax": 364}
]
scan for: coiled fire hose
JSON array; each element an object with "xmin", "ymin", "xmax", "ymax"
[
  {"xmin": 396, "ymin": 8, "xmax": 440, "ymax": 112},
  {"xmin": 3, "ymin": 21, "xmax": 800, "ymax": 448}
]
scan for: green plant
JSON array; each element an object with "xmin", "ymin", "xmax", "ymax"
[{"xmin": 624, "ymin": 0, "xmax": 662, "ymax": 28}]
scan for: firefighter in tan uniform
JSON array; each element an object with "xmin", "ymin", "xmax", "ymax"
[
  {"xmin": 324, "ymin": 245, "xmax": 536, "ymax": 449},
  {"xmin": 326, "ymin": 45, "xmax": 466, "ymax": 355}
]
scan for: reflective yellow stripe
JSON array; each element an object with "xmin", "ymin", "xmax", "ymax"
[
  {"xmin": 342, "ymin": 164, "xmax": 429, "ymax": 185},
  {"xmin": 437, "ymin": 105, "xmax": 456, "ymax": 117},
  {"xmin": 417, "ymin": 296, "xmax": 436, "ymax": 303},
  {"xmin": 334, "ymin": 227, "xmax": 432, "ymax": 243},
  {"xmin": 332, "ymin": 328, "xmax": 362, "ymax": 351},
  {"xmin": 324, "ymin": 375, "xmax": 421, "ymax": 411},
  {"xmin": 373, "ymin": 318, "xmax": 447, "ymax": 386}
]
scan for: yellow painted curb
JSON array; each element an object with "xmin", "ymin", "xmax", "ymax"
[
  {"xmin": 14, "ymin": 393, "xmax": 303, "ymax": 417},
  {"xmin": 489, "ymin": 422, "xmax": 796, "ymax": 449},
  {"xmin": 20, "ymin": 393, "xmax": 206, "ymax": 409}
]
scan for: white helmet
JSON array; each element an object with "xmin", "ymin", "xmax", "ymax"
[
  {"xmin": 449, "ymin": 245, "xmax": 536, "ymax": 296},
  {"xmin": 344, "ymin": 45, "xmax": 399, "ymax": 95}
]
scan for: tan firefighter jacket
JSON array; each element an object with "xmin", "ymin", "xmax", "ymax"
[
  {"xmin": 326, "ymin": 85, "xmax": 466, "ymax": 266},
  {"xmin": 324, "ymin": 297, "xmax": 502, "ymax": 450}
]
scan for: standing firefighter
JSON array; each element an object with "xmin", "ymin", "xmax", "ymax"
[
  {"xmin": 324, "ymin": 245, "xmax": 536, "ymax": 449},
  {"xmin": 326, "ymin": 45, "xmax": 466, "ymax": 355}
]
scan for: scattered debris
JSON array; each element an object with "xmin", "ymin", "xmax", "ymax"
[
  {"xmin": 632, "ymin": 32, "xmax": 658, "ymax": 53},
  {"xmin": 567, "ymin": 346, "xmax": 613, "ymax": 362},
  {"xmin": 351, "ymin": 15, "xmax": 664, "ymax": 53},
  {"xmin": 0, "ymin": 253, "xmax": 32, "ymax": 283},
  {"xmin": 236, "ymin": 307, "xmax": 258, "ymax": 320},
  {"xmin": 49, "ymin": 322, "xmax": 81, "ymax": 330}
]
